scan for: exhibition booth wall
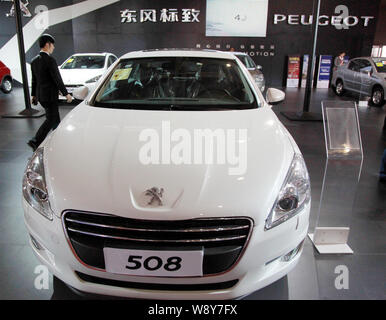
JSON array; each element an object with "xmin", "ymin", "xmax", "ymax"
[
  {"xmin": 0, "ymin": 0, "xmax": 381, "ymax": 86},
  {"xmin": 374, "ymin": 0, "xmax": 386, "ymax": 45}
]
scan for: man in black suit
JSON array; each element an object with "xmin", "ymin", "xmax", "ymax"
[{"xmin": 27, "ymin": 34, "xmax": 72, "ymax": 151}]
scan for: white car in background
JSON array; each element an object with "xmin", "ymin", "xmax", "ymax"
[
  {"xmin": 23, "ymin": 49, "xmax": 310, "ymax": 299},
  {"xmin": 59, "ymin": 52, "xmax": 117, "ymax": 98},
  {"xmin": 232, "ymin": 52, "xmax": 266, "ymax": 92}
]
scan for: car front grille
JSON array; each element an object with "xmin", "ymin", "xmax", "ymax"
[{"xmin": 62, "ymin": 210, "xmax": 253, "ymax": 276}]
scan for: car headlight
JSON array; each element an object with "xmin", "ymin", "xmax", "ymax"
[
  {"xmin": 265, "ymin": 154, "xmax": 310, "ymax": 230},
  {"xmin": 22, "ymin": 148, "xmax": 53, "ymax": 220},
  {"xmin": 85, "ymin": 74, "xmax": 102, "ymax": 83}
]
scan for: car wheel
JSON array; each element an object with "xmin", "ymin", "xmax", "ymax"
[
  {"xmin": 334, "ymin": 80, "xmax": 344, "ymax": 96},
  {"xmin": 370, "ymin": 86, "xmax": 385, "ymax": 107},
  {"xmin": 1, "ymin": 77, "xmax": 12, "ymax": 94}
]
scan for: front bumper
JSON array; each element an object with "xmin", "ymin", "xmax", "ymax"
[{"xmin": 23, "ymin": 198, "xmax": 310, "ymax": 300}]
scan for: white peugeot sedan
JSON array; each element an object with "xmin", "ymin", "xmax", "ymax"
[
  {"xmin": 23, "ymin": 49, "xmax": 310, "ymax": 299},
  {"xmin": 58, "ymin": 52, "xmax": 117, "ymax": 97}
]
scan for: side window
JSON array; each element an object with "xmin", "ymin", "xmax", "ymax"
[
  {"xmin": 348, "ymin": 61, "xmax": 359, "ymax": 72},
  {"xmin": 358, "ymin": 59, "xmax": 372, "ymax": 74},
  {"xmin": 246, "ymin": 56, "xmax": 257, "ymax": 69},
  {"xmin": 107, "ymin": 56, "xmax": 116, "ymax": 67}
]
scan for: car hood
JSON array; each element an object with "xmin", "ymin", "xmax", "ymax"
[
  {"xmin": 59, "ymin": 68, "xmax": 103, "ymax": 85},
  {"xmin": 45, "ymin": 105, "xmax": 294, "ymax": 226}
]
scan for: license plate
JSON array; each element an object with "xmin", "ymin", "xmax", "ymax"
[{"xmin": 103, "ymin": 248, "xmax": 203, "ymax": 277}]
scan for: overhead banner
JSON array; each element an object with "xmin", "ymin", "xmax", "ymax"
[
  {"xmin": 286, "ymin": 55, "xmax": 301, "ymax": 87},
  {"xmin": 317, "ymin": 55, "xmax": 333, "ymax": 88}
]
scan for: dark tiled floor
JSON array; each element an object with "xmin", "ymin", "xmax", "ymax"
[{"xmin": 0, "ymin": 87, "xmax": 385, "ymax": 300}]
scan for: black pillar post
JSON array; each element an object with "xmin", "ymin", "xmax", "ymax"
[
  {"xmin": 280, "ymin": 0, "xmax": 322, "ymax": 122},
  {"xmin": 303, "ymin": 0, "xmax": 321, "ymax": 112},
  {"xmin": 2, "ymin": 0, "xmax": 45, "ymax": 118}
]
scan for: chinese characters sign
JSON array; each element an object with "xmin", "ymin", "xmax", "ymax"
[{"xmin": 120, "ymin": 8, "xmax": 200, "ymax": 23}]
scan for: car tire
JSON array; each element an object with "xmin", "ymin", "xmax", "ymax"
[
  {"xmin": 334, "ymin": 79, "xmax": 344, "ymax": 96},
  {"xmin": 1, "ymin": 77, "xmax": 13, "ymax": 94},
  {"xmin": 369, "ymin": 86, "xmax": 385, "ymax": 107}
]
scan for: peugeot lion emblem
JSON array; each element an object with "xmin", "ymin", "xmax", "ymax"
[{"xmin": 144, "ymin": 187, "xmax": 164, "ymax": 207}]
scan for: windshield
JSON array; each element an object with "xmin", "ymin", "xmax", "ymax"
[
  {"xmin": 373, "ymin": 58, "xmax": 386, "ymax": 73},
  {"xmin": 61, "ymin": 55, "xmax": 105, "ymax": 69},
  {"xmin": 92, "ymin": 57, "xmax": 258, "ymax": 110}
]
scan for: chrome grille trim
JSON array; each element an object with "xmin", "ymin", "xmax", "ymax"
[
  {"xmin": 65, "ymin": 217, "xmax": 249, "ymax": 233},
  {"xmin": 67, "ymin": 227, "xmax": 248, "ymax": 243}
]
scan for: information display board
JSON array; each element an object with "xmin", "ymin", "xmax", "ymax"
[
  {"xmin": 317, "ymin": 55, "xmax": 333, "ymax": 88},
  {"xmin": 286, "ymin": 55, "xmax": 300, "ymax": 87},
  {"xmin": 301, "ymin": 54, "xmax": 309, "ymax": 88},
  {"xmin": 308, "ymin": 101, "xmax": 363, "ymax": 254},
  {"xmin": 206, "ymin": 0, "xmax": 269, "ymax": 37}
]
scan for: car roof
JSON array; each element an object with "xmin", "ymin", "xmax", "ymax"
[
  {"xmin": 70, "ymin": 53, "xmax": 113, "ymax": 57},
  {"xmin": 349, "ymin": 57, "xmax": 386, "ymax": 65},
  {"xmin": 230, "ymin": 52, "xmax": 249, "ymax": 56},
  {"xmin": 120, "ymin": 49, "xmax": 237, "ymax": 60},
  {"xmin": 350, "ymin": 57, "xmax": 373, "ymax": 61}
]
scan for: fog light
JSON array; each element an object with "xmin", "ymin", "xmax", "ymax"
[{"xmin": 280, "ymin": 240, "xmax": 304, "ymax": 262}]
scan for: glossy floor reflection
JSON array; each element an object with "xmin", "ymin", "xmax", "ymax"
[{"xmin": 0, "ymin": 87, "xmax": 385, "ymax": 299}]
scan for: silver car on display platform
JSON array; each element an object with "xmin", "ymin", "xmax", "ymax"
[{"xmin": 332, "ymin": 57, "xmax": 386, "ymax": 107}]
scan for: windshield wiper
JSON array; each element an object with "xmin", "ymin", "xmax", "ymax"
[
  {"xmin": 146, "ymin": 98, "xmax": 199, "ymax": 101},
  {"xmin": 92, "ymin": 100, "xmax": 254, "ymax": 111}
]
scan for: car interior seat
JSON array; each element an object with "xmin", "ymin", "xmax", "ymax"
[{"xmin": 195, "ymin": 63, "xmax": 225, "ymax": 98}]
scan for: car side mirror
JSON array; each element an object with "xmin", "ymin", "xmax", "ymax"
[
  {"xmin": 266, "ymin": 88, "xmax": 285, "ymax": 105},
  {"xmin": 257, "ymin": 65, "xmax": 263, "ymax": 71},
  {"xmin": 72, "ymin": 86, "xmax": 89, "ymax": 101}
]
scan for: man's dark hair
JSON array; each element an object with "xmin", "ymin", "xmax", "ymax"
[{"xmin": 39, "ymin": 34, "xmax": 55, "ymax": 48}]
